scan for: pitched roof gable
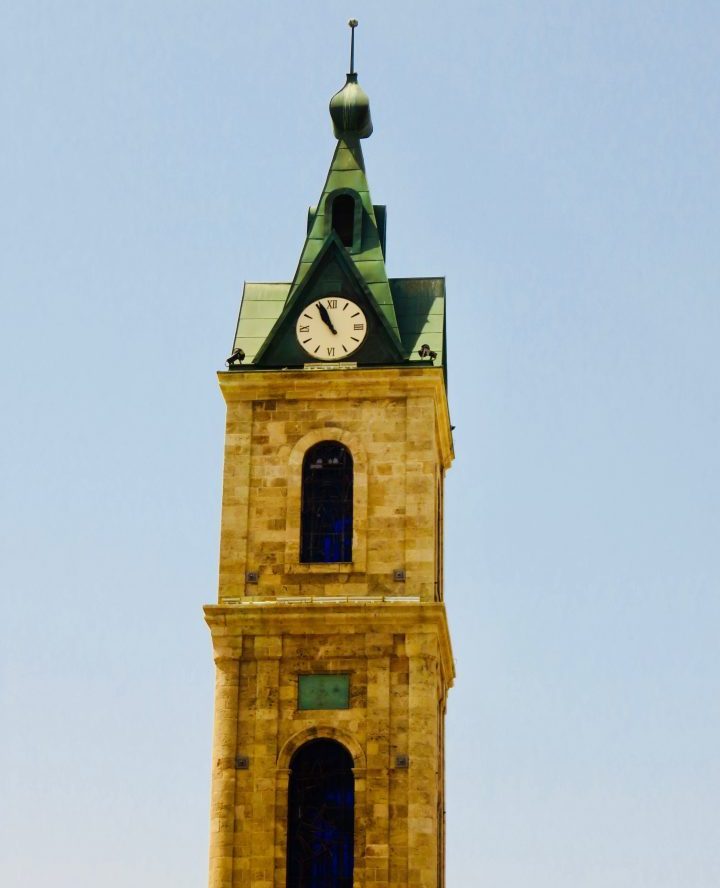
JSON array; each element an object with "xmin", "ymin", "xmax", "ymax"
[
  {"xmin": 287, "ymin": 137, "xmax": 400, "ymax": 339},
  {"xmin": 232, "ymin": 276, "xmax": 446, "ymax": 371},
  {"xmin": 253, "ymin": 233, "xmax": 405, "ymax": 366}
]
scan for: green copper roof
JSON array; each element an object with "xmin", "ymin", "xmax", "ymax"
[
  {"xmin": 227, "ymin": 49, "xmax": 447, "ymax": 378},
  {"xmin": 233, "ymin": 277, "xmax": 445, "ymax": 368},
  {"xmin": 232, "ymin": 282, "xmax": 290, "ymax": 363},
  {"xmin": 390, "ymin": 277, "xmax": 446, "ymax": 365},
  {"xmin": 286, "ymin": 136, "xmax": 401, "ymax": 342}
]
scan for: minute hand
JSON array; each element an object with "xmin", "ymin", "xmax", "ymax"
[{"xmin": 317, "ymin": 303, "xmax": 337, "ymax": 334}]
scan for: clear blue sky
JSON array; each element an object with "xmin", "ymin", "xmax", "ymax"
[{"xmin": 2, "ymin": 2, "xmax": 719, "ymax": 885}]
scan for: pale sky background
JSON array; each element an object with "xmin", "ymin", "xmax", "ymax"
[{"xmin": 2, "ymin": 2, "xmax": 719, "ymax": 886}]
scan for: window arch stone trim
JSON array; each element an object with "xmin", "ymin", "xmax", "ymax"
[
  {"xmin": 284, "ymin": 427, "xmax": 367, "ymax": 573},
  {"xmin": 275, "ymin": 728, "xmax": 367, "ymax": 887},
  {"xmin": 276, "ymin": 725, "xmax": 366, "ymax": 771}
]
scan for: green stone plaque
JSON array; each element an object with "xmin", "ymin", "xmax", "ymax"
[{"xmin": 297, "ymin": 674, "xmax": 350, "ymax": 710}]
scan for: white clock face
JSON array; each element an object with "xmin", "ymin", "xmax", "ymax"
[{"xmin": 295, "ymin": 297, "xmax": 368, "ymax": 361}]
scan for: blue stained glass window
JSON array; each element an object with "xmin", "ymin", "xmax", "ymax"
[
  {"xmin": 287, "ymin": 739, "xmax": 354, "ymax": 888},
  {"xmin": 300, "ymin": 442, "xmax": 353, "ymax": 564}
]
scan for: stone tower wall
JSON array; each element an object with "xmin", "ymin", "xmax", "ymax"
[
  {"xmin": 206, "ymin": 366, "xmax": 454, "ymax": 888},
  {"xmin": 216, "ymin": 367, "xmax": 452, "ymax": 604}
]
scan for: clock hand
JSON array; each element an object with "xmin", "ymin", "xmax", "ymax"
[{"xmin": 317, "ymin": 302, "xmax": 337, "ymax": 334}]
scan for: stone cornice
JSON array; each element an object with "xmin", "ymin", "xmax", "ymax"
[{"xmin": 205, "ymin": 600, "xmax": 455, "ymax": 688}]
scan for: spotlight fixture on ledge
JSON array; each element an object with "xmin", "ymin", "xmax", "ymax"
[
  {"xmin": 226, "ymin": 347, "xmax": 245, "ymax": 367},
  {"xmin": 417, "ymin": 343, "xmax": 437, "ymax": 361}
]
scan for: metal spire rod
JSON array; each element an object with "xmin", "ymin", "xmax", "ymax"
[{"xmin": 348, "ymin": 19, "xmax": 358, "ymax": 74}]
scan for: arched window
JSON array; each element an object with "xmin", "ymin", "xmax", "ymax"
[
  {"xmin": 287, "ymin": 739, "xmax": 354, "ymax": 888},
  {"xmin": 301, "ymin": 441, "xmax": 353, "ymax": 563},
  {"xmin": 331, "ymin": 194, "xmax": 356, "ymax": 247}
]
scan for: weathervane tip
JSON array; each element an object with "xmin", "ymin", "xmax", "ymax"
[{"xmin": 348, "ymin": 19, "xmax": 358, "ymax": 75}]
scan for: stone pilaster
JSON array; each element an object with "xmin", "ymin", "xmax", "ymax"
[
  {"xmin": 209, "ymin": 654, "xmax": 241, "ymax": 888},
  {"xmin": 407, "ymin": 633, "xmax": 440, "ymax": 888},
  {"xmin": 364, "ymin": 633, "xmax": 392, "ymax": 887},
  {"xmin": 250, "ymin": 636, "xmax": 281, "ymax": 888},
  {"xmin": 218, "ymin": 400, "xmax": 252, "ymax": 600}
]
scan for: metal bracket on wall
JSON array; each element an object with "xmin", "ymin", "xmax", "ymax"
[{"xmin": 235, "ymin": 756, "xmax": 250, "ymax": 770}]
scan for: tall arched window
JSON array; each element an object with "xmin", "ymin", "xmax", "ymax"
[
  {"xmin": 287, "ymin": 739, "xmax": 354, "ymax": 888},
  {"xmin": 301, "ymin": 441, "xmax": 353, "ymax": 563},
  {"xmin": 331, "ymin": 194, "xmax": 356, "ymax": 247}
]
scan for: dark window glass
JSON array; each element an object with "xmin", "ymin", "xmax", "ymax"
[
  {"xmin": 287, "ymin": 739, "xmax": 354, "ymax": 888},
  {"xmin": 301, "ymin": 442, "xmax": 353, "ymax": 563},
  {"xmin": 331, "ymin": 194, "xmax": 355, "ymax": 247}
]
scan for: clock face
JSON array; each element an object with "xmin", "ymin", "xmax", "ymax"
[{"xmin": 295, "ymin": 297, "xmax": 368, "ymax": 361}]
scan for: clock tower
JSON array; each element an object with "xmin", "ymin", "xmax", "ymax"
[{"xmin": 205, "ymin": 23, "xmax": 454, "ymax": 888}]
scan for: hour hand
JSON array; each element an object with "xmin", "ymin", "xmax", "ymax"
[{"xmin": 317, "ymin": 302, "xmax": 337, "ymax": 334}]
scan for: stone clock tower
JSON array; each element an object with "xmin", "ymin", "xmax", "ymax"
[{"xmin": 205, "ymin": 24, "xmax": 454, "ymax": 888}]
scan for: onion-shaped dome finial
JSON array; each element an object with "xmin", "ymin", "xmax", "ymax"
[{"xmin": 329, "ymin": 19, "xmax": 373, "ymax": 139}]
